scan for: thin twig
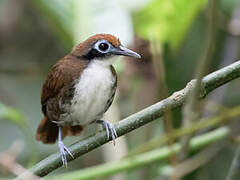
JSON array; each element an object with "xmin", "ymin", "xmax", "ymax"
[
  {"xmin": 127, "ymin": 105, "xmax": 240, "ymax": 157},
  {"xmin": 0, "ymin": 141, "xmax": 40, "ymax": 180},
  {"xmin": 16, "ymin": 60, "xmax": 240, "ymax": 179},
  {"xmin": 151, "ymin": 39, "xmax": 177, "ymax": 165},
  {"xmin": 178, "ymin": 0, "xmax": 219, "ymax": 162},
  {"xmin": 226, "ymin": 144, "xmax": 240, "ymax": 180},
  {"xmin": 172, "ymin": 142, "xmax": 226, "ymax": 179}
]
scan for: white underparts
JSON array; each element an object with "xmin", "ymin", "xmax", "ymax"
[{"xmin": 61, "ymin": 59, "xmax": 116, "ymax": 125}]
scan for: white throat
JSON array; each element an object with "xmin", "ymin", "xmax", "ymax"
[{"xmin": 92, "ymin": 58, "xmax": 115, "ymax": 67}]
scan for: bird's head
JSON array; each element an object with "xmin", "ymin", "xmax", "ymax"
[{"xmin": 71, "ymin": 34, "xmax": 141, "ymax": 64}]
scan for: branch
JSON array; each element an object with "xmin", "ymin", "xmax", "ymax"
[
  {"xmin": 47, "ymin": 127, "xmax": 229, "ymax": 180},
  {"xmin": 127, "ymin": 106, "xmax": 240, "ymax": 156},
  {"xmin": 16, "ymin": 60, "xmax": 240, "ymax": 179}
]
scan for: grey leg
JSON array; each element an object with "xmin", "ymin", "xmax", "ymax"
[
  {"xmin": 96, "ymin": 120, "xmax": 118, "ymax": 145},
  {"xmin": 58, "ymin": 126, "xmax": 74, "ymax": 167}
]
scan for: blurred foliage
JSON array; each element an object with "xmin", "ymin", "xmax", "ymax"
[
  {"xmin": 0, "ymin": 103, "xmax": 38, "ymax": 166},
  {"xmin": 31, "ymin": 0, "xmax": 74, "ymax": 48},
  {"xmin": 0, "ymin": 103, "xmax": 26, "ymax": 126},
  {"xmin": 133, "ymin": 0, "xmax": 207, "ymax": 50},
  {"xmin": 1, "ymin": 0, "xmax": 240, "ymax": 179},
  {"xmin": 221, "ymin": 0, "xmax": 239, "ymax": 14}
]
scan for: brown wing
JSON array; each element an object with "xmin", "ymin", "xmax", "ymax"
[
  {"xmin": 36, "ymin": 55, "xmax": 88, "ymax": 144},
  {"xmin": 41, "ymin": 60, "xmax": 65, "ymax": 116},
  {"xmin": 41, "ymin": 56, "xmax": 88, "ymax": 118}
]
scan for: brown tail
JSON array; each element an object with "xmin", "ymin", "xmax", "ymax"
[{"xmin": 36, "ymin": 116, "xmax": 83, "ymax": 144}]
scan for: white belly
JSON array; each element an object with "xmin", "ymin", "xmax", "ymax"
[{"xmin": 66, "ymin": 60, "xmax": 115, "ymax": 125}]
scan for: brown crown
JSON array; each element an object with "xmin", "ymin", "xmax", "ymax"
[{"xmin": 71, "ymin": 34, "xmax": 121, "ymax": 57}]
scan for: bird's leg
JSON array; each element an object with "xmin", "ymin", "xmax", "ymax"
[
  {"xmin": 58, "ymin": 126, "xmax": 74, "ymax": 167},
  {"xmin": 96, "ymin": 120, "xmax": 118, "ymax": 145}
]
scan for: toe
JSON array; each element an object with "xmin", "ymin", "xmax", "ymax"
[
  {"xmin": 97, "ymin": 120, "xmax": 118, "ymax": 144},
  {"xmin": 60, "ymin": 150, "xmax": 67, "ymax": 167},
  {"xmin": 107, "ymin": 122, "xmax": 117, "ymax": 145},
  {"xmin": 64, "ymin": 146, "xmax": 74, "ymax": 159},
  {"xmin": 104, "ymin": 123, "xmax": 110, "ymax": 140}
]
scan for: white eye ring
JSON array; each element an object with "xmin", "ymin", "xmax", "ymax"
[{"xmin": 95, "ymin": 40, "xmax": 110, "ymax": 53}]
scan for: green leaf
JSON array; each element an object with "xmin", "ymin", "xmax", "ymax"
[
  {"xmin": 0, "ymin": 103, "xmax": 25, "ymax": 126},
  {"xmin": 133, "ymin": 0, "xmax": 207, "ymax": 50},
  {"xmin": 31, "ymin": 0, "xmax": 74, "ymax": 48},
  {"xmin": 0, "ymin": 103, "xmax": 38, "ymax": 166}
]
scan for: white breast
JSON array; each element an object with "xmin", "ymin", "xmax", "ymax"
[{"xmin": 66, "ymin": 60, "xmax": 115, "ymax": 126}]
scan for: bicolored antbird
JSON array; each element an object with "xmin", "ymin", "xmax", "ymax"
[{"xmin": 36, "ymin": 34, "xmax": 141, "ymax": 166}]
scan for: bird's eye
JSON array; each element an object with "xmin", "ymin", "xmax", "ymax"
[{"xmin": 98, "ymin": 42, "xmax": 109, "ymax": 52}]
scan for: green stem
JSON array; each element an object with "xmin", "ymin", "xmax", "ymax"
[
  {"xmin": 226, "ymin": 144, "xmax": 240, "ymax": 180},
  {"xmin": 47, "ymin": 127, "xmax": 229, "ymax": 180},
  {"xmin": 16, "ymin": 60, "xmax": 240, "ymax": 179},
  {"xmin": 178, "ymin": 0, "xmax": 219, "ymax": 161},
  {"xmin": 128, "ymin": 106, "xmax": 240, "ymax": 156}
]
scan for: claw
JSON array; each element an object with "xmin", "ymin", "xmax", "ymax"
[
  {"xmin": 58, "ymin": 141, "xmax": 67, "ymax": 167},
  {"xmin": 97, "ymin": 120, "xmax": 118, "ymax": 145},
  {"xmin": 64, "ymin": 146, "xmax": 74, "ymax": 159},
  {"xmin": 58, "ymin": 126, "xmax": 74, "ymax": 167}
]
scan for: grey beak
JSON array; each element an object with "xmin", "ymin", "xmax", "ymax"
[{"xmin": 111, "ymin": 46, "xmax": 141, "ymax": 59}]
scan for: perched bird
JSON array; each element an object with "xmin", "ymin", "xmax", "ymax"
[{"xmin": 36, "ymin": 34, "xmax": 141, "ymax": 166}]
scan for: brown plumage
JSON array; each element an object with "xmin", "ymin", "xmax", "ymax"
[
  {"xmin": 36, "ymin": 34, "xmax": 122, "ymax": 144},
  {"xmin": 36, "ymin": 116, "xmax": 83, "ymax": 143},
  {"xmin": 36, "ymin": 34, "xmax": 140, "ymax": 166},
  {"xmin": 72, "ymin": 34, "xmax": 121, "ymax": 57},
  {"xmin": 36, "ymin": 55, "xmax": 88, "ymax": 143}
]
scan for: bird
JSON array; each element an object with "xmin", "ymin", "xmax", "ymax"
[{"xmin": 36, "ymin": 34, "xmax": 141, "ymax": 166}]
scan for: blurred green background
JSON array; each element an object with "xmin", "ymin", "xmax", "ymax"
[{"xmin": 0, "ymin": 0, "xmax": 240, "ymax": 179}]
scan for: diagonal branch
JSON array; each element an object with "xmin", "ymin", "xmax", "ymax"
[
  {"xmin": 47, "ymin": 127, "xmax": 229, "ymax": 180},
  {"xmin": 16, "ymin": 60, "xmax": 240, "ymax": 179}
]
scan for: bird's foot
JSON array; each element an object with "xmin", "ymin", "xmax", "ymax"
[
  {"xmin": 97, "ymin": 120, "xmax": 118, "ymax": 145},
  {"xmin": 58, "ymin": 140, "xmax": 74, "ymax": 167}
]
